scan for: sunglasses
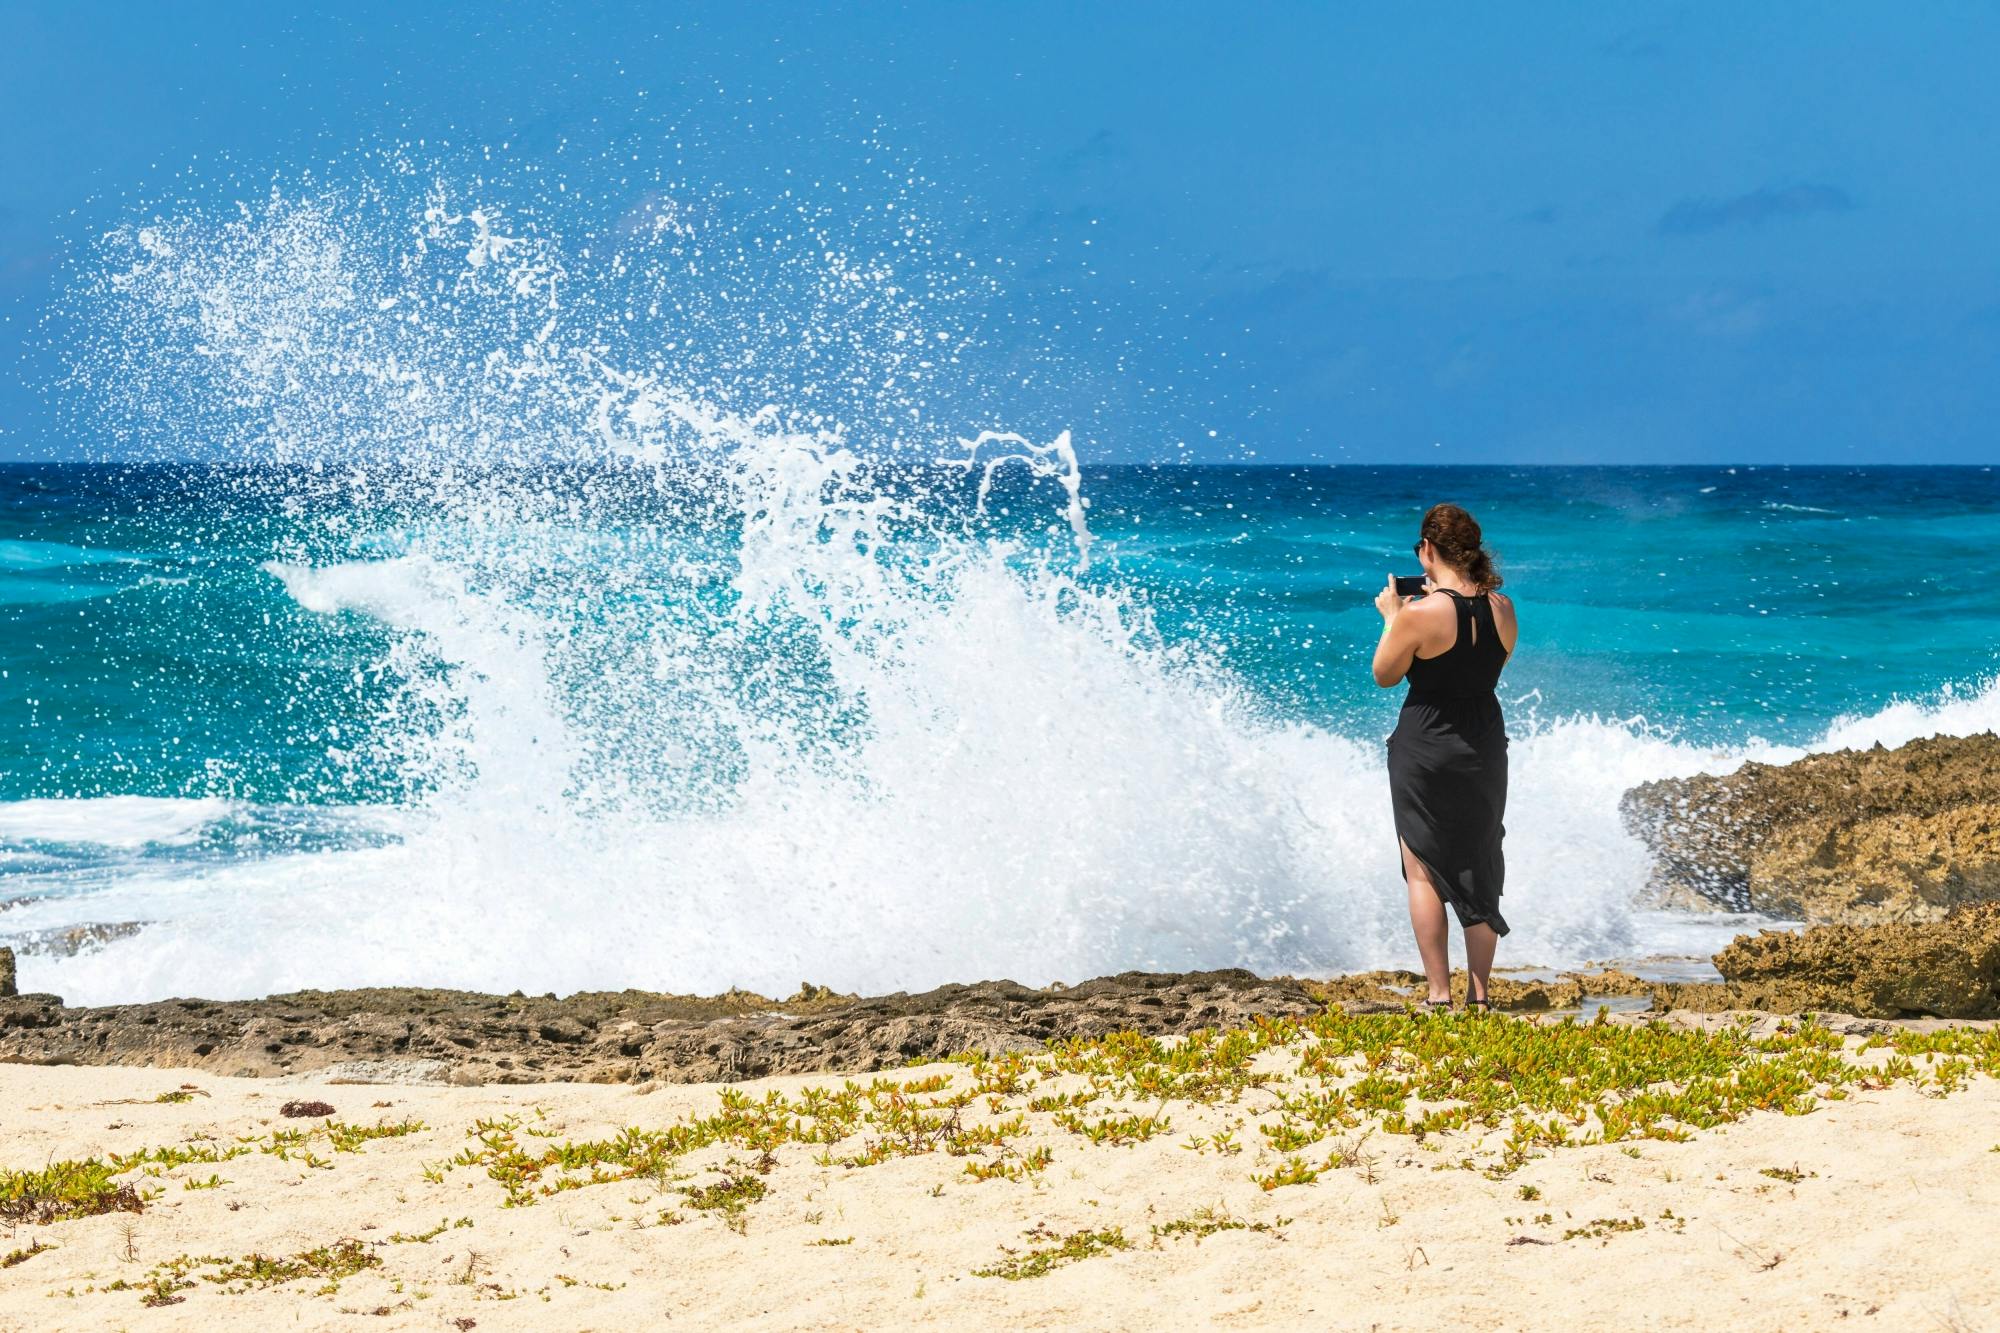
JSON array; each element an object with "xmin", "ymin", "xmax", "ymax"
[{"xmin": 1412, "ymin": 539, "xmax": 1425, "ymax": 557}]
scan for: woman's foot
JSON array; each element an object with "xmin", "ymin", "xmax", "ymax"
[{"xmin": 1420, "ymin": 997, "xmax": 1452, "ymax": 1015}]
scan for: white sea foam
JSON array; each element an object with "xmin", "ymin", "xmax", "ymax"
[
  {"xmin": 16, "ymin": 651, "xmax": 1999, "ymax": 1007},
  {"xmin": 1816, "ymin": 677, "xmax": 2000, "ymax": 752},
  {"xmin": 0, "ymin": 796, "xmax": 229, "ymax": 850}
]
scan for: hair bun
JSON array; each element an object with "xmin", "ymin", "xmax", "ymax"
[{"xmin": 1419, "ymin": 503, "xmax": 1502, "ymax": 592}]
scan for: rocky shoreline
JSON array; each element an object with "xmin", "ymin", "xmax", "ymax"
[
  {"xmin": 0, "ymin": 967, "xmax": 1337, "ymax": 1085},
  {"xmin": 4, "ymin": 912, "xmax": 1995, "ymax": 1086},
  {"xmin": 1652, "ymin": 901, "xmax": 2000, "ymax": 1019}
]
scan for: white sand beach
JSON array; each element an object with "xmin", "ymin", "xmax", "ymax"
[{"xmin": 4, "ymin": 1017, "xmax": 1997, "ymax": 1332}]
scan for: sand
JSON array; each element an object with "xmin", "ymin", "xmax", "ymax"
[{"xmin": 2, "ymin": 1037, "xmax": 1997, "ymax": 1332}]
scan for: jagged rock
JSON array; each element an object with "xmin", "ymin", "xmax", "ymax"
[
  {"xmin": 0, "ymin": 969, "xmax": 1324, "ymax": 1086},
  {"xmin": 1620, "ymin": 732, "xmax": 2000, "ymax": 923},
  {"xmin": 1649, "ymin": 902, "xmax": 2000, "ymax": 1019},
  {"xmin": 0, "ymin": 946, "xmax": 14, "ymax": 998}
]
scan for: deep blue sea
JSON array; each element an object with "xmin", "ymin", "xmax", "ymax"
[{"xmin": 6, "ymin": 460, "xmax": 1997, "ymax": 1005}]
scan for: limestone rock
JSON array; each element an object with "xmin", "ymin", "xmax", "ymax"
[
  {"xmin": 1620, "ymin": 731, "xmax": 2000, "ymax": 923},
  {"xmin": 1649, "ymin": 902, "xmax": 2000, "ymax": 1019},
  {"xmin": 0, "ymin": 969, "xmax": 1323, "ymax": 1086}
]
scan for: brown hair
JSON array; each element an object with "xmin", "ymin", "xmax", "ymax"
[{"xmin": 1418, "ymin": 503, "xmax": 1502, "ymax": 592}]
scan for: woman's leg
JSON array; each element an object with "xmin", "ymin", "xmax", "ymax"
[
  {"xmin": 1463, "ymin": 922, "xmax": 1498, "ymax": 1004},
  {"xmin": 1400, "ymin": 840, "xmax": 1452, "ymax": 1003}
]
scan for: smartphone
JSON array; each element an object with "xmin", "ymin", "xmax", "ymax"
[{"xmin": 1394, "ymin": 575, "xmax": 1429, "ymax": 598}]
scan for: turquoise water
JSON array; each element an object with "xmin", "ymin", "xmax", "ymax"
[
  {"xmin": 1077, "ymin": 464, "xmax": 2000, "ymax": 740},
  {"xmin": 7, "ymin": 463, "xmax": 1996, "ymax": 805}
]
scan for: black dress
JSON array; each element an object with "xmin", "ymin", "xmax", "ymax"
[{"xmin": 1387, "ymin": 589, "xmax": 1510, "ymax": 935}]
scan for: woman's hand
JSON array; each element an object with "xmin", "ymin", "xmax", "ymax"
[
  {"xmin": 1375, "ymin": 574, "xmax": 1411, "ymax": 623},
  {"xmin": 1372, "ymin": 574, "xmax": 1420, "ymax": 686}
]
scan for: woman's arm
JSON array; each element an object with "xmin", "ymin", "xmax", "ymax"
[{"xmin": 1371, "ymin": 576, "xmax": 1425, "ymax": 687}]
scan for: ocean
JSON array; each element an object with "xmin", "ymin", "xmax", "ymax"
[
  {"xmin": 4, "ymin": 190, "xmax": 1998, "ymax": 1007},
  {"xmin": 6, "ymin": 460, "xmax": 1998, "ymax": 1007}
]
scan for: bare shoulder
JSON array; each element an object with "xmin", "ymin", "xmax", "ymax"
[
  {"xmin": 1401, "ymin": 592, "xmax": 1457, "ymax": 655},
  {"xmin": 1488, "ymin": 590, "xmax": 1519, "ymax": 648}
]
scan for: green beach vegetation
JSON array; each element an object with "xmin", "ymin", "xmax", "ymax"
[
  {"xmin": 411, "ymin": 1005, "xmax": 2000, "ymax": 1284},
  {"xmin": 9, "ymin": 1006, "xmax": 2000, "ymax": 1301}
]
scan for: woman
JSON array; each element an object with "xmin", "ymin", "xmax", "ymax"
[{"xmin": 1371, "ymin": 503, "xmax": 1516, "ymax": 1011}]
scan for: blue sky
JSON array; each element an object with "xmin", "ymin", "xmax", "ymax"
[{"xmin": 2, "ymin": 2, "xmax": 1997, "ymax": 463}]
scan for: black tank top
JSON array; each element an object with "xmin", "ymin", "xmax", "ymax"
[{"xmin": 1403, "ymin": 590, "xmax": 1507, "ymax": 704}]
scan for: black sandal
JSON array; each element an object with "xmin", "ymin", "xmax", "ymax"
[
  {"xmin": 1464, "ymin": 995, "xmax": 1492, "ymax": 1014},
  {"xmin": 1420, "ymin": 998, "xmax": 1453, "ymax": 1015}
]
